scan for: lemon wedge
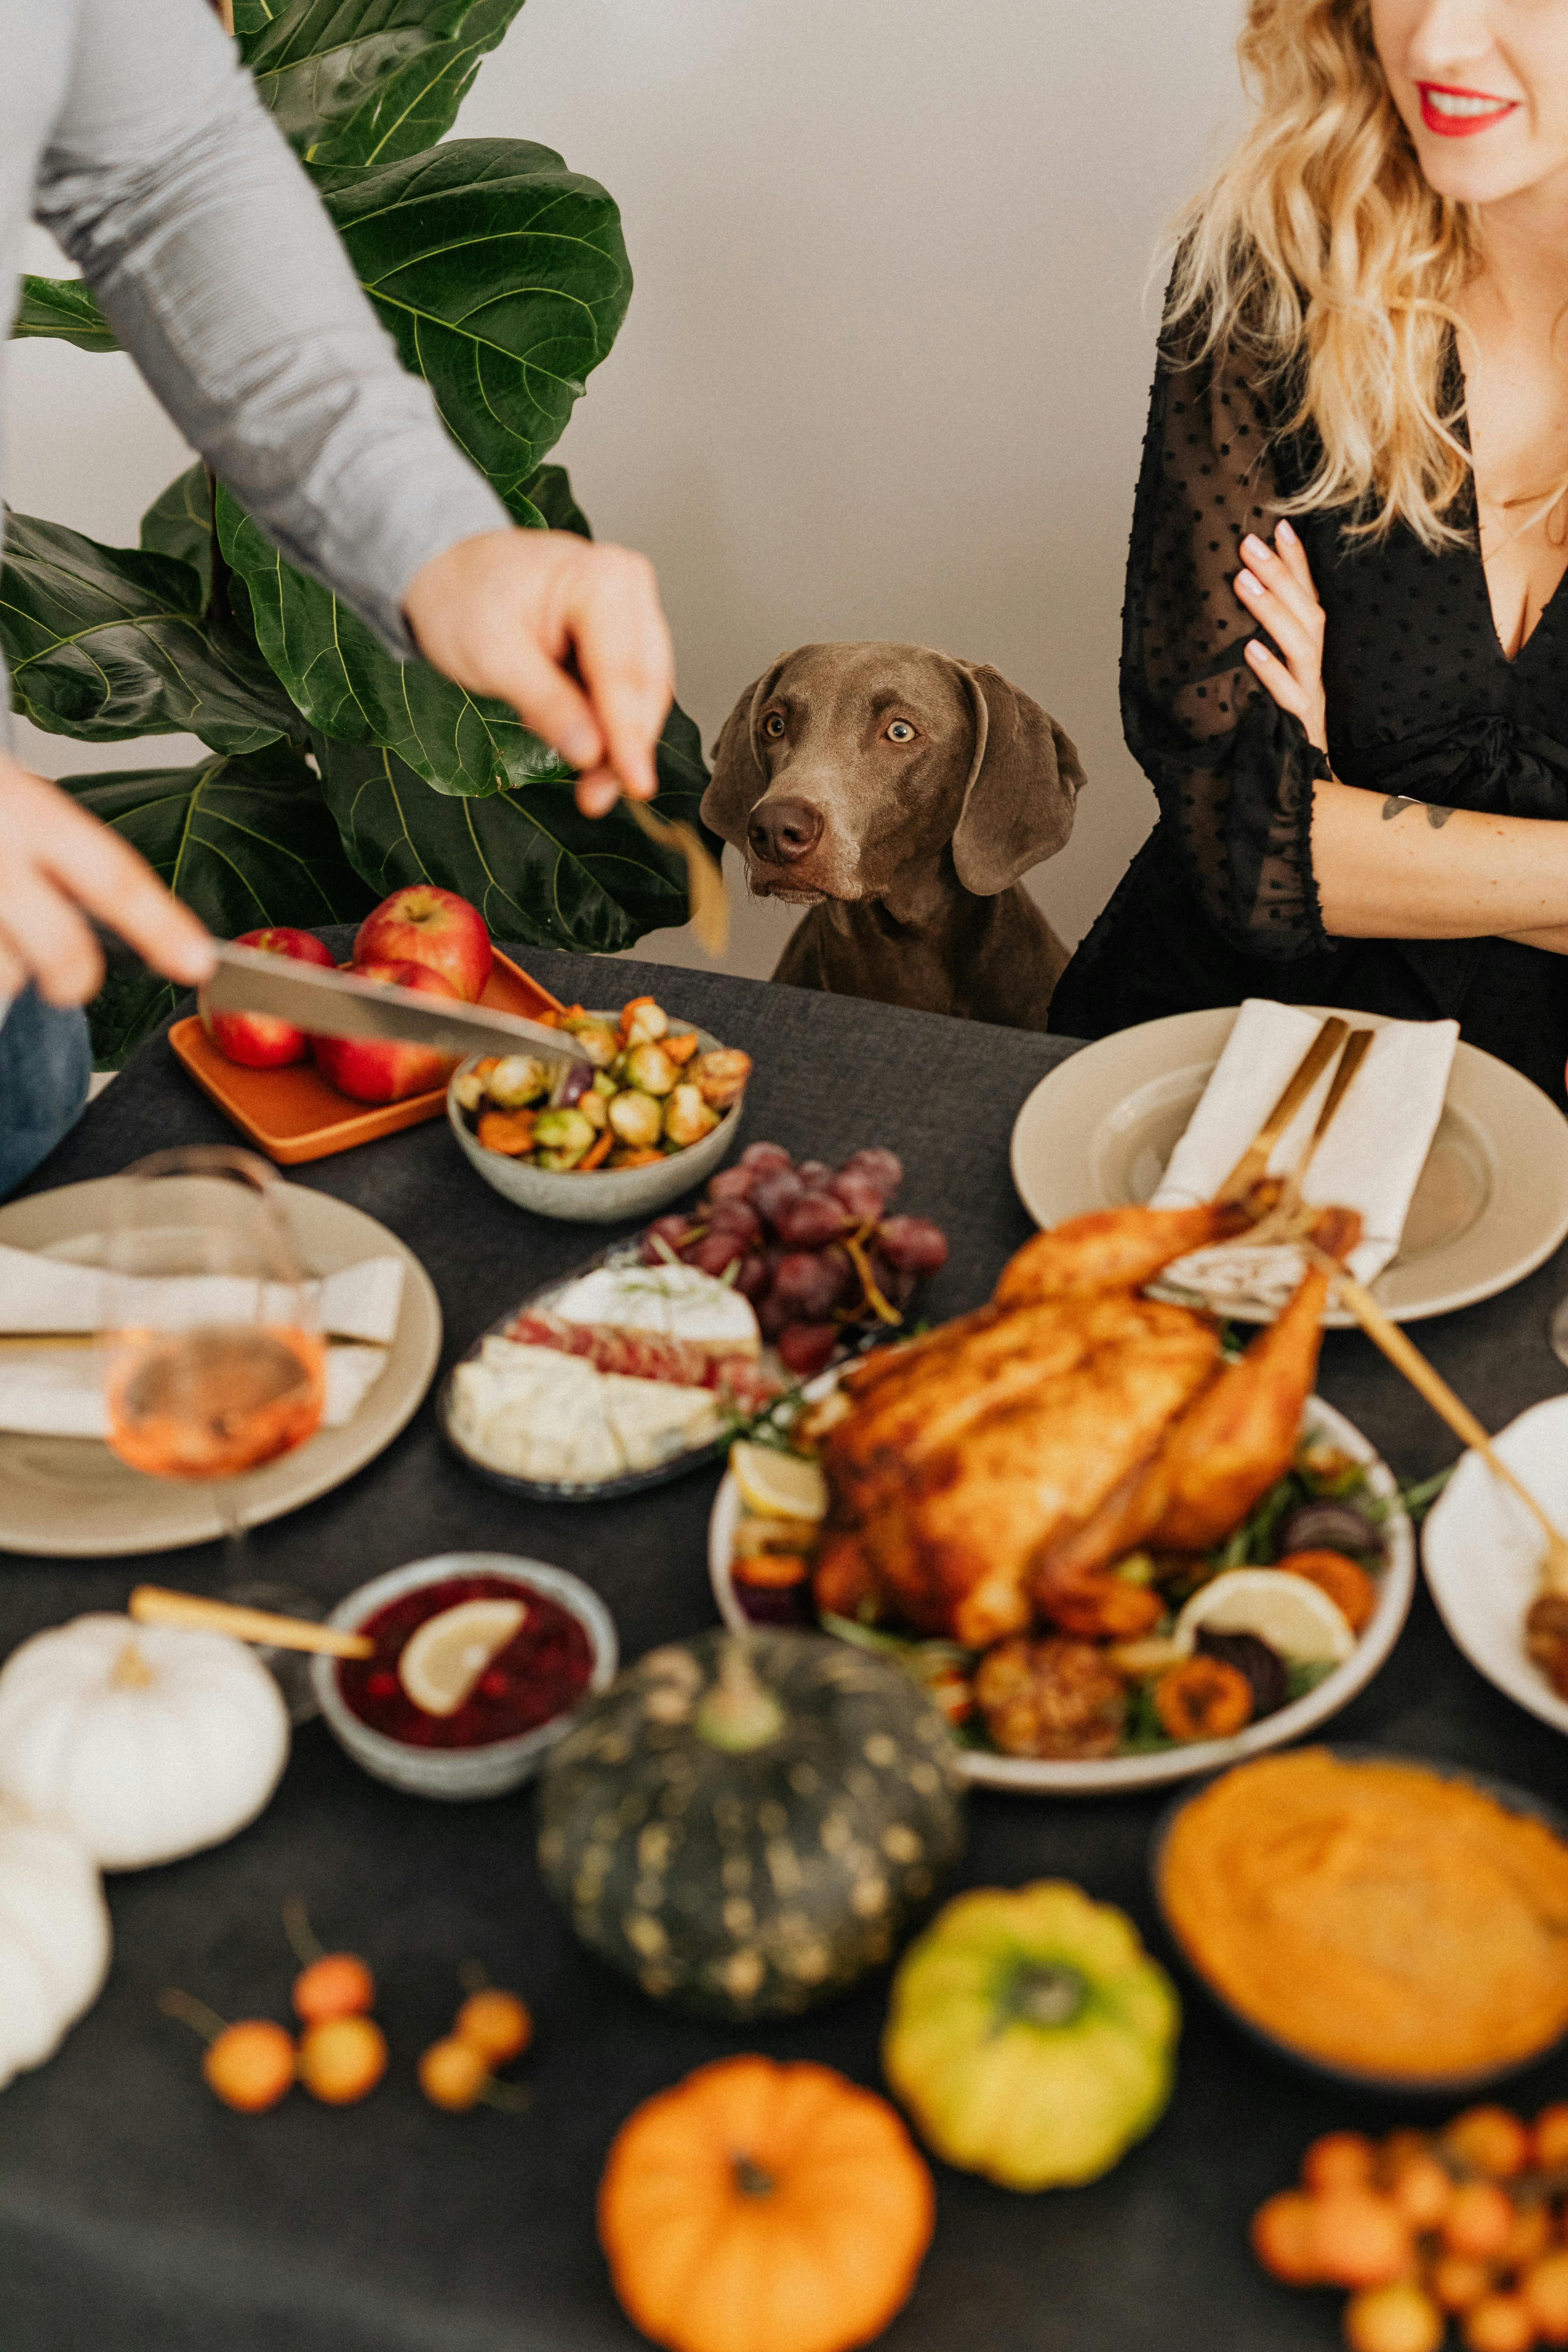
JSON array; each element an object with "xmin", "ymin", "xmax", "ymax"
[
  {"xmin": 1174, "ymin": 1569, "xmax": 1355, "ymax": 1667},
  {"xmin": 399, "ymin": 1598, "xmax": 526, "ymax": 1717},
  {"xmin": 729, "ymin": 1440, "xmax": 827, "ymax": 1524}
]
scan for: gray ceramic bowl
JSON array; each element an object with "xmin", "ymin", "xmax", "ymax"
[
  {"xmin": 312, "ymin": 1553, "xmax": 618, "ymax": 1801},
  {"xmin": 447, "ymin": 1016, "xmax": 744, "ymax": 1223}
]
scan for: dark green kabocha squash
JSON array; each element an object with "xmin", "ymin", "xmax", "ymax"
[{"xmin": 537, "ymin": 1630, "xmax": 966, "ymax": 2019}]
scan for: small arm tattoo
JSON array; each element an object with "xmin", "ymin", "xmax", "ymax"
[{"xmin": 1382, "ymin": 795, "xmax": 1454, "ymax": 829}]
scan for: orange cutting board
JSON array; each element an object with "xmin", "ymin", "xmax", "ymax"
[{"xmin": 168, "ymin": 950, "xmax": 564, "ymax": 1166}]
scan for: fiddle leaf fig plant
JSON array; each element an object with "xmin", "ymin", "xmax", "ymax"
[{"xmin": 4, "ymin": 0, "xmax": 709, "ymax": 1063}]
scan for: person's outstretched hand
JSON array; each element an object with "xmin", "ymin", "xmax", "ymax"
[
  {"xmin": 0, "ymin": 757, "xmax": 215, "ymax": 1007},
  {"xmin": 403, "ymin": 529, "xmax": 676, "ymax": 818}
]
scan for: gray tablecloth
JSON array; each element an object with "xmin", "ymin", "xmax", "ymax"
[{"xmin": 6, "ymin": 943, "xmax": 1568, "ymax": 2352}]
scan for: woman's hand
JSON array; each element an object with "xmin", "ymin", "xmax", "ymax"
[
  {"xmin": 403, "ymin": 529, "xmax": 676, "ymax": 819},
  {"xmin": 0, "ymin": 758, "xmax": 215, "ymax": 1007},
  {"xmin": 1234, "ymin": 519, "xmax": 1328, "ymax": 755}
]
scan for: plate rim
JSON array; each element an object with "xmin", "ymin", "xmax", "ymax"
[
  {"xmin": 1011, "ymin": 1005, "xmax": 1568, "ymax": 1326},
  {"xmin": 708, "ymin": 1392, "xmax": 1415, "ymax": 1795},
  {"xmin": 0, "ymin": 1177, "xmax": 441, "ymax": 1557},
  {"xmin": 1422, "ymin": 1393, "xmax": 1568, "ymax": 1739}
]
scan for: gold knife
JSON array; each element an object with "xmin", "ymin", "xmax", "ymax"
[
  {"xmin": 1211, "ymin": 1015, "xmax": 1350, "ymax": 1206},
  {"xmin": 202, "ymin": 942, "xmax": 594, "ymax": 1074}
]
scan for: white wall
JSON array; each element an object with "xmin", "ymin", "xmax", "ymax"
[{"xmin": 8, "ymin": 0, "xmax": 1246, "ymax": 981}]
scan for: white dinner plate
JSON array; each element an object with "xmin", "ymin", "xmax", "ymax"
[
  {"xmin": 0, "ymin": 1178, "xmax": 441, "ymax": 1557},
  {"xmin": 1011, "ymin": 1006, "xmax": 1568, "ymax": 1325},
  {"xmin": 1422, "ymin": 1394, "xmax": 1568, "ymax": 1738},
  {"xmin": 709, "ymin": 1392, "xmax": 1414, "ymax": 1795}
]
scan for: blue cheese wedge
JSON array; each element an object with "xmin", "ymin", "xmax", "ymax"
[
  {"xmin": 449, "ymin": 1337, "xmax": 721, "ymax": 1484},
  {"xmin": 550, "ymin": 1262, "xmax": 761, "ymax": 1358}
]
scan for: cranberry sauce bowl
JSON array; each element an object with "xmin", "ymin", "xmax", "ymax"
[{"xmin": 312, "ymin": 1554, "xmax": 617, "ymax": 1799}]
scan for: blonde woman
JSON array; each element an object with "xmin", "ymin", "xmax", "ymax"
[{"xmin": 1051, "ymin": 0, "xmax": 1568, "ymax": 1103}]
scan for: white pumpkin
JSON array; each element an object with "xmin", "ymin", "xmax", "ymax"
[
  {"xmin": 0, "ymin": 1615, "xmax": 289, "ymax": 1870},
  {"xmin": 0, "ymin": 1802, "xmax": 110, "ymax": 2088}
]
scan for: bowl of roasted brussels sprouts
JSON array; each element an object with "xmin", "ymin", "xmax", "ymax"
[{"xmin": 447, "ymin": 996, "xmax": 751, "ymax": 1222}]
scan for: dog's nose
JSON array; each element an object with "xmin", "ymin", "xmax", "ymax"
[{"xmin": 748, "ymin": 798, "xmax": 823, "ymax": 866}]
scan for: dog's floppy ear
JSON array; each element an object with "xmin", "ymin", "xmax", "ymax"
[
  {"xmin": 702, "ymin": 657, "xmax": 790, "ymax": 848},
  {"xmin": 949, "ymin": 662, "xmax": 1086, "ymax": 896}
]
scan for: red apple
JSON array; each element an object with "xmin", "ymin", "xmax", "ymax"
[
  {"xmin": 310, "ymin": 959, "xmax": 463, "ymax": 1105},
  {"xmin": 202, "ymin": 927, "xmax": 337, "ymax": 1070},
  {"xmin": 353, "ymin": 886, "xmax": 491, "ymax": 1004}
]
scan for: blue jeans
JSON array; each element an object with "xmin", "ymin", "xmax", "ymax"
[{"xmin": 0, "ymin": 986, "xmax": 91, "ymax": 1199}]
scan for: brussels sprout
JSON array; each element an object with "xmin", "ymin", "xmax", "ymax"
[
  {"xmin": 691, "ymin": 1048, "xmax": 752, "ymax": 1110},
  {"xmin": 592, "ymin": 1069, "xmax": 618, "ymax": 1098},
  {"xmin": 664, "ymin": 1084, "xmax": 721, "ymax": 1148},
  {"xmin": 578, "ymin": 1089, "xmax": 609, "ymax": 1133},
  {"xmin": 624, "ymin": 1042, "xmax": 678, "ymax": 1097},
  {"xmin": 564, "ymin": 1021, "xmax": 621, "ymax": 1069},
  {"xmin": 488, "ymin": 1054, "xmax": 550, "ymax": 1109},
  {"xmin": 532, "ymin": 1107, "xmax": 595, "ymax": 1166},
  {"xmin": 450, "ymin": 1068, "xmax": 488, "ymax": 1113},
  {"xmin": 608, "ymin": 1089, "xmax": 663, "ymax": 1149},
  {"xmin": 622, "ymin": 996, "xmax": 668, "ymax": 1044}
]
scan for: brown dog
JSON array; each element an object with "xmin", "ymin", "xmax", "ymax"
[{"xmin": 701, "ymin": 642, "xmax": 1084, "ymax": 1028}]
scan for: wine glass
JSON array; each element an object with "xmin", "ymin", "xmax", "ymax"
[{"xmin": 101, "ymin": 1147, "xmax": 328, "ymax": 1716}]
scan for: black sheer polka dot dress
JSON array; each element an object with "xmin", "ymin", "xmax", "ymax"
[{"xmin": 1049, "ymin": 334, "xmax": 1568, "ymax": 1108}]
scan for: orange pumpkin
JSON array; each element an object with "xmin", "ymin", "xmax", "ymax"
[{"xmin": 598, "ymin": 2056, "xmax": 934, "ymax": 2352}]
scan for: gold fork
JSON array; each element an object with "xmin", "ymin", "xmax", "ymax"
[
  {"xmin": 1244, "ymin": 1028, "xmax": 1375, "ymax": 1244},
  {"xmin": 1211, "ymin": 1015, "xmax": 1350, "ymax": 1206}
]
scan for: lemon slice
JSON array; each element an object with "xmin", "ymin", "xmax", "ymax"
[
  {"xmin": 1174, "ymin": 1568, "xmax": 1355, "ymax": 1667},
  {"xmin": 729, "ymin": 1440, "xmax": 827, "ymax": 1523},
  {"xmin": 399, "ymin": 1599, "xmax": 526, "ymax": 1717}
]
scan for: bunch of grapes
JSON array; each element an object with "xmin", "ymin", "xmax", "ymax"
[{"xmin": 640, "ymin": 1141, "xmax": 948, "ymax": 1377}]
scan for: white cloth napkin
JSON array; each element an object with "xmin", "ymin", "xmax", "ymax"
[
  {"xmin": 1149, "ymin": 999, "xmax": 1459, "ymax": 1310},
  {"xmin": 0, "ymin": 1248, "xmax": 404, "ymax": 1441}
]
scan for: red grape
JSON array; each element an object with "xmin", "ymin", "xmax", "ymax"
[
  {"xmin": 750, "ymin": 1170, "xmax": 803, "ymax": 1230},
  {"xmin": 830, "ymin": 1171, "xmax": 885, "ymax": 1225},
  {"xmin": 707, "ymin": 1200, "xmax": 762, "ymax": 1245},
  {"xmin": 640, "ymin": 1214, "xmax": 693, "ymax": 1264},
  {"xmin": 843, "ymin": 1147, "xmax": 903, "ymax": 1198},
  {"xmin": 739, "ymin": 1142, "xmax": 793, "ymax": 1174},
  {"xmin": 707, "ymin": 1166, "xmax": 756, "ymax": 1203},
  {"xmin": 734, "ymin": 1251, "xmax": 771, "ymax": 1302},
  {"xmin": 690, "ymin": 1230, "xmax": 749, "ymax": 1276},
  {"xmin": 875, "ymin": 1215, "xmax": 948, "ymax": 1274},
  {"xmin": 775, "ymin": 1193, "xmax": 850, "ymax": 1247},
  {"xmin": 773, "ymin": 1249, "xmax": 853, "ymax": 1320},
  {"xmin": 757, "ymin": 1289, "xmax": 793, "ymax": 1340},
  {"xmin": 869, "ymin": 1250, "xmax": 917, "ymax": 1310},
  {"xmin": 794, "ymin": 1160, "xmax": 835, "ymax": 1189},
  {"xmin": 778, "ymin": 1323, "xmax": 839, "ymax": 1377}
]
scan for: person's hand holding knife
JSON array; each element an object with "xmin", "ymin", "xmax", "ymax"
[{"xmin": 0, "ymin": 527, "xmax": 676, "ymax": 1009}]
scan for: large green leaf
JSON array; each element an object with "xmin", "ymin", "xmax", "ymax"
[
  {"xmin": 0, "ymin": 511, "xmax": 299, "ymax": 754},
  {"xmin": 9, "ymin": 276, "xmax": 117, "ymax": 353},
  {"xmin": 236, "ymin": 0, "xmax": 525, "ymax": 168},
  {"xmin": 62, "ymin": 745, "xmax": 376, "ymax": 1064},
  {"xmin": 314, "ymin": 700, "xmax": 710, "ymax": 949},
  {"xmin": 219, "ymin": 482, "xmax": 564, "ymax": 793},
  {"xmin": 316, "ymin": 141, "xmax": 630, "ymax": 506},
  {"xmin": 140, "ymin": 463, "xmax": 215, "ymax": 605}
]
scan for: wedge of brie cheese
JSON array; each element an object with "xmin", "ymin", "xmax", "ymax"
[
  {"xmin": 448, "ymin": 1337, "xmax": 721, "ymax": 1484},
  {"xmin": 551, "ymin": 1263, "xmax": 761, "ymax": 1358}
]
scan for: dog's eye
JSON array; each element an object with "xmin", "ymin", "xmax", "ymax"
[
  {"xmin": 761, "ymin": 712, "xmax": 786, "ymax": 740},
  {"xmin": 884, "ymin": 720, "xmax": 917, "ymax": 744}
]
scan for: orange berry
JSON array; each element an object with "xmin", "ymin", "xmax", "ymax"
[
  {"xmin": 1535, "ymin": 2110, "xmax": 1568, "ymax": 2173},
  {"xmin": 292, "ymin": 1952, "xmax": 375, "ymax": 2024},
  {"xmin": 297, "ymin": 2014, "xmax": 387, "ymax": 2106},
  {"xmin": 1447, "ymin": 2110, "xmax": 1533, "ymax": 2181},
  {"xmin": 1433, "ymin": 2257, "xmax": 1498, "ymax": 2315},
  {"xmin": 1343, "ymin": 2282, "xmax": 1446, "ymax": 2352},
  {"xmin": 1305, "ymin": 2133, "xmax": 1380, "ymax": 2194},
  {"xmin": 1310, "ymin": 2191, "xmax": 1416, "ymax": 2290},
  {"xmin": 1462, "ymin": 2292, "xmax": 1537, "ymax": 2352},
  {"xmin": 1523, "ymin": 2250, "xmax": 1568, "ymax": 2345},
  {"xmin": 453, "ymin": 1989, "xmax": 532, "ymax": 2066},
  {"xmin": 1383, "ymin": 2131, "xmax": 1432, "ymax": 2175},
  {"xmin": 1447, "ymin": 2183, "xmax": 1521, "ymax": 2262},
  {"xmin": 1389, "ymin": 2152, "xmax": 1455, "ymax": 2233},
  {"xmin": 1506, "ymin": 2205, "xmax": 1554, "ymax": 2273},
  {"xmin": 419, "ymin": 2037, "xmax": 491, "ymax": 2113},
  {"xmin": 202, "ymin": 2019, "xmax": 295, "ymax": 2114},
  {"xmin": 1252, "ymin": 2190, "xmax": 1322, "ymax": 2284}
]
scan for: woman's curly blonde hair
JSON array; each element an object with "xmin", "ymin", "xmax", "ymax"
[{"xmin": 1169, "ymin": 0, "xmax": 1478, "ymax": 547}]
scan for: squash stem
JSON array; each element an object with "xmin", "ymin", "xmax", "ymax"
[
  {"xmin": 732, "ymin": 2154, "xmax": 775, "ymax": 2198},
  {"xmin": 696, "ymin": 1639, "xmax": 785, "ymax": 1753}
]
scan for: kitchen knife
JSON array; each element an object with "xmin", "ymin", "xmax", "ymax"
[{"xmin": 203, "ymin": 941, "xmax": 593, "ymax": 1074}]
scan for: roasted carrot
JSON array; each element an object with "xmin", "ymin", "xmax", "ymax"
[
  {"xmin": 577, "ymin": 1128, "xmax": 614, "ymax": 1171},
  {"xmin": 663, "ymin": 1030, "xmax": 699, "ymax": 1065}
]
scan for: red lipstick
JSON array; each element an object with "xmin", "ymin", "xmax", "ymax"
[{"xmin": 1418, "ymin": 82, "xmax": 1519, "ymax": 138}]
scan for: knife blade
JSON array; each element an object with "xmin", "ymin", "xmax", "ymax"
[{"xmin": 203, "ymin": 941, "xmax": 592, "ymax": 1074}]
